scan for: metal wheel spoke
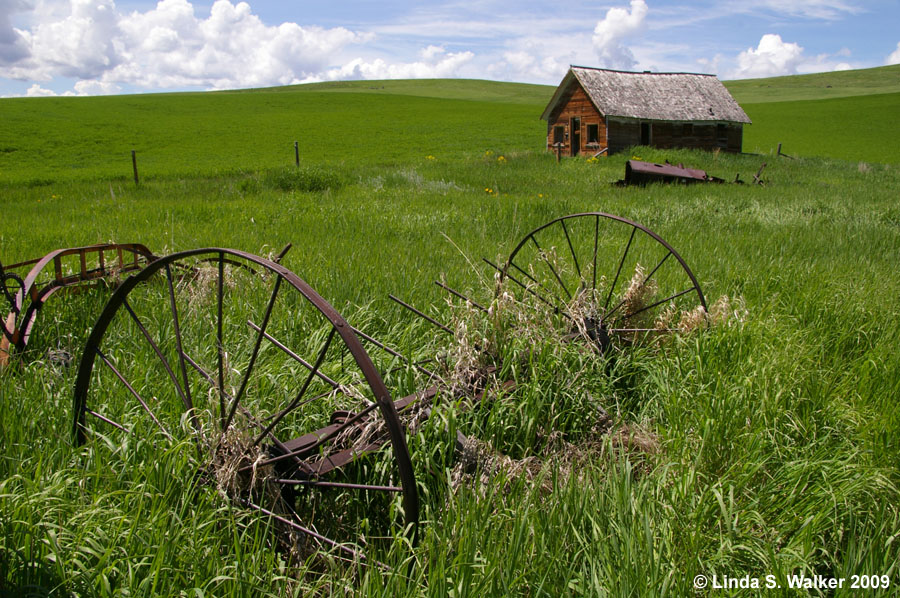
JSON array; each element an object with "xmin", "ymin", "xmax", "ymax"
[
  {"xmin": 623, "ymin": 287, "xmax": 696, "ymax": 320},
  {"xmin": 508, "ymin": 259, "xmax": 570, "ymax": 310},
  {"xmin": 86, "ymin": 409, "xmax": 128, "ymax": 433},
  {"xmin": 592, "ymin": 214, "xmax": 599, "ymax": 293},
  {"xmin": 603, "ymin": 249, "xmax": 672, "ymax": 321},
  {"xmin": 221, "ymin": 274, "xmax": 283, "ymax": 435},
  {"xmin": 247, "ymin": 320, "xmax": 341, "ymax": 388},
  {"xmin": 605, "ymin": 227, "xmax": 636, "ymax": 311},
  {"xmin": 252, "ymin": 327, "xmax": 337, "ymax": 446},
  {"xmin": 530, "ymin": 234, "xmax": 572, "ymax": 300},
  {"xmin": 485, "ymin": 258, "xmax": 571, "ymax": 319},
  {"xmin": 122, "ymin": 298, "xmax": 190, "ymax": 410},
  {"xmin": 165, "ymin": 264, "xmax": 195, "ymax": 416},
  {"xmin": 560, "ymin": 219, "xmax": 582, "ymax": 284},
  {"xmin": 216, "ymin": 252, "xmax": 226, "ymax": 428},
  {"xmin": 95, "ymin": 347, "xmax": 172, "ymax": 440}
]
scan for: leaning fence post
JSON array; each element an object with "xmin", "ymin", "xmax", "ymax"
[{"xmin": 131, "ymin": 150, "xmax": 139, "ymax": 185}]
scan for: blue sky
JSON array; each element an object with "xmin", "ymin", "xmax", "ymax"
[{"xmin": 2, "ymin": 0, "xmax": 898, "ymax": 97}]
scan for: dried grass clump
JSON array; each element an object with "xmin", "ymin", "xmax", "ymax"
[
  {"xmin": 620, "ymin": 264, "xmax": 659, "ymax": 329},
  {"xmin": 207, "ymin": 427, "xmax": 280, "ymax": 507},
  {"xmin": 655, "ymin": 294, "xmax": 748, "ymax": 334},
  {"xmin": 450, "ymin": 435, "xmax": 552, "ymax": 496},
  {"xmin": 179, "ymin": 264, "xmax": 239, "ymax": 314}
]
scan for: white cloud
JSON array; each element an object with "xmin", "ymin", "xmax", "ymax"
[
  {"xmin": 736, "ymin": 0, "xmax": 860, "ymax": 20},
  {"xmin": 25, "ymin": 81, "xmax": 55, "ymax": 95},
  {"xmin": 314, "ymin": 45, "xmax": 474, "ymax": 82},
  {"xmin": 71, "ymin": 78, "xmax": 120, "ymax": 94},
  {"xmin": 730, "ymin": 34, "xmax": 863, "ymax": 78},
  {"xmin": 1, "ymin": 0, "xmax": 371, "ymax": 92},
  {"xmin": 887, "ymin": 42, "xmax": 900, "ymax": 65},
  {"xmin": 733, "ymin": 34, "xmax": 804, "ymax": 78},
  {"xmin": 591, "ymin": 0, "xmax": 648, "ymax": 70}
]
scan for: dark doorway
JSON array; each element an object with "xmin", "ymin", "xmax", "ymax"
[
  {"xmin": 570, "ymin": 117, "xmax": 581, "ymax": 156},
  {"xmin": 640, "ymin": 122, "xmax": 651, "ymax": 145}
]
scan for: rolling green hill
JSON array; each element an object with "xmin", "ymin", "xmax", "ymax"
[
  {"xmin": 1, "ymin": 65, "xmax": 899, "ymax": 189},
  {"xmin": 725, "ymin": 63, "xmax": 900, "ymax": 103}
]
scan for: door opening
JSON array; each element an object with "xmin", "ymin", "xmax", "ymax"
[
  {"xmin": 640, "ymin": 122, "xmax": 651, "ymax": 146},
  {"xmin": 570, "ymin": 117, "xmax": 581, "ymax": 156}
]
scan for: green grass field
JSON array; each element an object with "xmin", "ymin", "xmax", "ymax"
[{"xmin": 1, "ymin": 67, "xmax": 899, "ymax": 596}]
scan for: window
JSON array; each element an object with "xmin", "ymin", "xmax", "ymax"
[
  {"xmin": 716, "ymin": 124, "xmax": 728, "ymax": 147},
  {"xmin": 553, "ymin": 125, "xmax": 565, "ymax": 145},
  {"xmin": 682, "ymin": 123, "xmax": 693, "ymax": 137},
  {"xmin": 587, "ymin": 124, "xmax": 600, "ymax": 144}
]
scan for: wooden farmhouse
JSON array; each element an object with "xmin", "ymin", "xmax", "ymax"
[{"xmin": 541, "ymin": 66, "xmax": 751, "ymax": 156}]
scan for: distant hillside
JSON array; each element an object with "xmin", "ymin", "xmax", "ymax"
[
  {"xmin": 238, "ymin": 78, "xmax": 554, "ymax": 105},
  {"xmin": 2, "ymin": 69, "xmax": 899, "ymax": 186},
  {"xmin": 725, "ymin": 64, "xmax": 900, "ymax": 103}
]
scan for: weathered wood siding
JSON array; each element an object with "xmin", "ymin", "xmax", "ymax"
[
  {"xmin": 607, "ymin": 120, "xmax": 743, "ymax": 154},
  {"xmin": 546, "ymin": 80, "xmax": 744, "ymax": 156},
  {"xmin": 545, "ymin": 83, "xmax": 607, "ymax": 156}
]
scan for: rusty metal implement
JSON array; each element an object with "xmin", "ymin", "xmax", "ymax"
[
  {"xmin": 1, "ymin": 243, "xmax": 156, "ymax": 365},
  {"xmin": 70, "ymin": 213, "xmax": 708, "ymax": 564}
]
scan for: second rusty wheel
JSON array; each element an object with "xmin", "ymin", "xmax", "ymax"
[
  {"xmin": 73, "ymin": 248, "xmax": 418, "ymax": 562},
  {"xmin": 489, "ymin": 212, "xmax": 707, "ymax": 352}
]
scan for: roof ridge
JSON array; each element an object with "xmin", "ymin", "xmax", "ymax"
[{"xmin": 569, "ymin": 64, "xmax": 716, "ymax": 78}]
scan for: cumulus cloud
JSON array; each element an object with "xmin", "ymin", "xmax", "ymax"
[
  {"xmin": 887, "ymin": 42, "xmax": 900, "ymax": 65},
  {"xmin": 591, "ymin": 0, "xmax": 648, "ymax": 70},
  {"xmin": 730, "ymin": 33, "xmax": 860, "ymax": 78},
  {"xmin": 25, "ymin": 81, "xmax": 55, "ymax": 95},
  {"xmin": 1, "ymin": 0, "xmax": 372, "ymax": 92},
  {"xmin": 733, "ymin": 34, "xmax": 804, "ymax": 78},
  {"xmin": 314, "ymin": 45, "xmax": 474, "ymax": 82}
]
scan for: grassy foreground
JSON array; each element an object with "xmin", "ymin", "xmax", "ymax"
[{"xmin": 1, "ymin": 73, "xmax": 899, "ymax": 596}]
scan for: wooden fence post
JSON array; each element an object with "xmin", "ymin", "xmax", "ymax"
[
  {"xmin": 131, "ymin": 150, "xmax": 139, "ymax": 185},
  {"xmin": 294, "ymin": 141, "xmax": 299, "ymax": 167}
]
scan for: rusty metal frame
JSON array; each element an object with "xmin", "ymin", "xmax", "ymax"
[{"xmin": 1, "ymin": 243, "xmax": 156, "ymax": 365}]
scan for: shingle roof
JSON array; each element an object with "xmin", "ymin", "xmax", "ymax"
[{"xmin": 541, "ymin": 66, "xmax": 751, "ymax": 124}]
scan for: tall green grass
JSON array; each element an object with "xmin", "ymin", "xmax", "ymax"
[{"xmin": 2, "ymin": 144, "xmax": 898, "ymax": 595}]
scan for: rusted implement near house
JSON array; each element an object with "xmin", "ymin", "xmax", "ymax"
[
  {"xmin": 623, "ymin": 160, "xmax": 721, "ymax": 185},
  {"xmin": 541, "ymin": 66, "xmax": 751, "ymax": 157}
]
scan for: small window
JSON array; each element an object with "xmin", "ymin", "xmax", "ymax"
[
  {"xmin": 587, "ymin": 124, "xmax": 599, "ymax": 144},
  {"xmin": 682, "ymin": 123, "xmax": 693, "ymax": 136},
  {"xmin": 716, "ymin": 124, "xmax": 727, "ymax": 140},
  {"xmin": 553, "ymin": 125, "xmax": 565, "ymax": 144}
]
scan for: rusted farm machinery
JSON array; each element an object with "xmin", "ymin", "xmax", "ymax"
[
  {"xmin": 67, "ymin": 212, "xmax": 707, "ymax": 563},
  {"xmin": 1, "ymin": 243, "xmax": 157, "ymax": 366}
]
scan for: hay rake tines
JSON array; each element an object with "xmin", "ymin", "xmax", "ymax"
[
  {"xmin": 73, "ymin": 248, "xmax": 418, "ymax": 563},
  {"xmin": 1, "ymin": 243, "xmax": 157, "ymax": 366}
]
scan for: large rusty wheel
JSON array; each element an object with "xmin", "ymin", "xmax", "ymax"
[
  {"xmin": 490, "ymin": 212, "xmax": 707, "ymax": 352},
  {"xmin": 73, "ymin": 248, "xmax": 418, "ymax": 562}
]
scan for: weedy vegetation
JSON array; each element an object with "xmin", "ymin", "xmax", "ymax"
[{"xmin": 1, "ymin": 69, "xmax": 899, "ymax": 596}]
